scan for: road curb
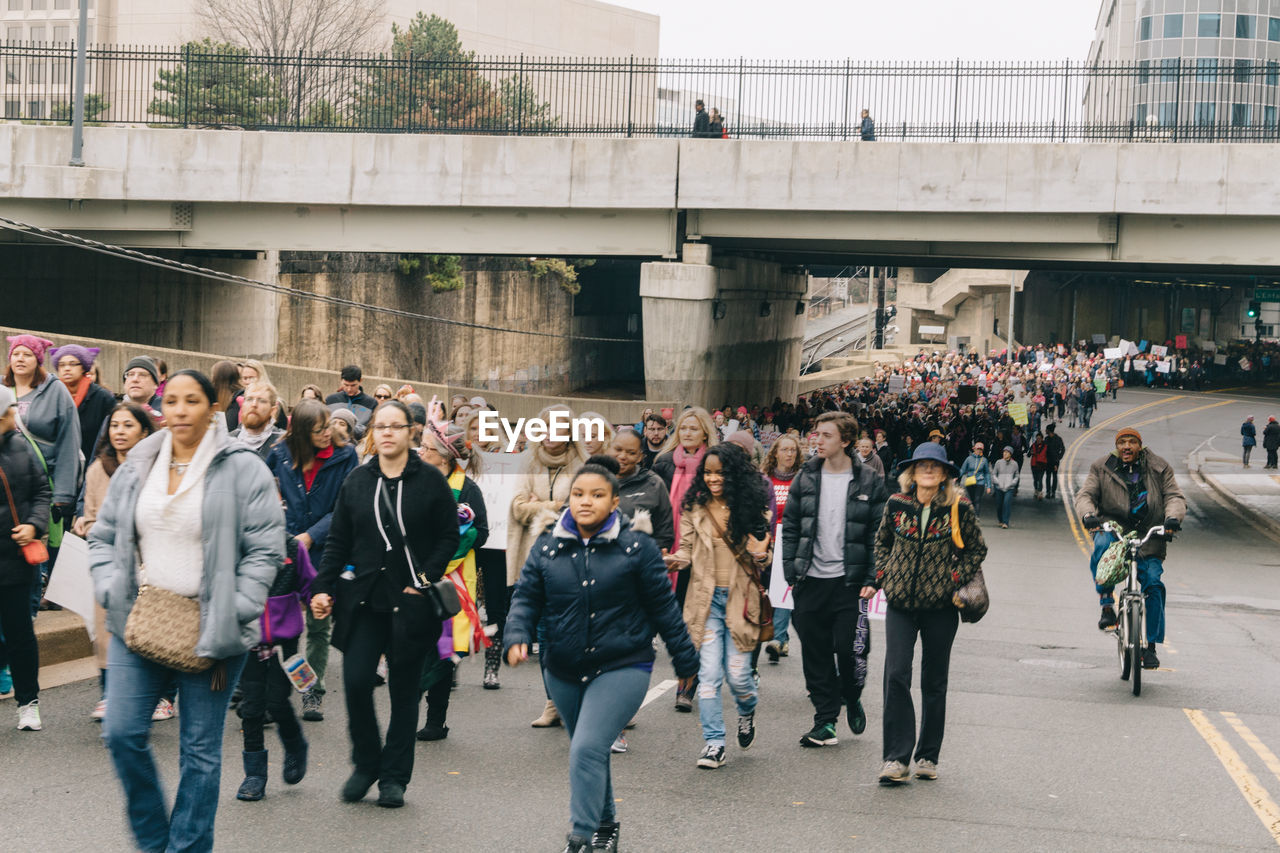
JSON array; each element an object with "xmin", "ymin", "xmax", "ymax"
[{"xmin": 1187, "ymin": 450, "xmax": 1280, "ymax": 543}]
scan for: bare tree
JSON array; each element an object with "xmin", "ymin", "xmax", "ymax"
[
  {"xmin": 196, "ymin": 0, "xmax": 389, "ymax": 124},
  {"xmin": 196, "ymin": 0, "xmax": 388, "ymax": 58}
]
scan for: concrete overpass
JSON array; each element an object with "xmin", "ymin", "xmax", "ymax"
[{"xmin": 5, "ymin": 125, "xmax": 1280, "ymax": 270}]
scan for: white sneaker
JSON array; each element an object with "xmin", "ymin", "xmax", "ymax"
[
  {"xmin": 152, "ymin": 698, "xmax": 175, "ymax": 721},
  {"xmin": 18, "ymin": 700, "xmax": 42, "ymax": 731},
  {"xmin": 878, "ymin": 760, "xmax": 909, "ymax": 786},
  {"xmin": 914, "ymin": 759, "xmax": 939, "ymax": 780},
  {"xmin": 91, "ymin": 699, "xmax": 108, "ymax": 721}
]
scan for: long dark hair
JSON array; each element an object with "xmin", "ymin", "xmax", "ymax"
[
  {"xmin": 285, "ymin": 399, "xmax": 328, "ymax": 471},
  {"xmin": 681, "ymin": 443, "xmax": 769, "ymax": 546},
  {"xmin": 210, "ymin": 360, "xmax": 242, "ymax": 414},
  {"xmin": 93, "ymin": 402, "xmax": 159, "ymax": 476}
]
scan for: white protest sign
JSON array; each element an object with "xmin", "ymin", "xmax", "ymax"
[
  {"xmin": 1156, "ymin": 360, "xmax": 1171, "ymax": 374},
  {"xmin": 45, "ymin": 533, "xmax": 95, "ymax": 641},
  {"xmin": 1214, "ymin": 354, "xmax": 1228, "ymax": 365},
  {"xmin": 1134, "ymin": 359, "xmax": 1148, "ymax": 370},
  {"xmin": 1150, "ymin": 344, "xmax": 1168, "ymax": 357},
  {"xmin": 768, "ymin": 524, "xmax": 794, "ymax": 611},
  {"xmin": 1103, "ymin": 347, "xmax": 1123, "ymax": 360}
]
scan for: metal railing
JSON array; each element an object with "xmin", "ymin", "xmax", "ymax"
[{"xmin": 4, "ymin": 43, "xmax": 1280, "ymax": 141}]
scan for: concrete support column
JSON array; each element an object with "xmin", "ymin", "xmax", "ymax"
[{"xmin": 640, "ymin": 244, "xmax": 807, "ymax": 406}]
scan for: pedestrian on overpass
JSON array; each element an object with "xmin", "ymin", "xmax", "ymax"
[
  {"xmin": 0, "ymin": 384, "xmax": 51, "ymax": 732},
  {"xmin": 1264, "ymin": 416, "xmax": 1280, "ymax": 469},
  {"xmin": 781, "ymin": 413, "xmax": 886, "ymax": 749},
  {"xmin": 874, "ymin": 443, "xmax": 987, "ymax": 785},
  {"xmin": 506, "ymin": 455, "xmax": 698, "ymax": 853},
  {"xmin": 90, "ymin": 370, "xmax": 284, "ymax": 853},
  {"xmin": 1241, "ymin": 416, "xmax": 1257, "ymax": 467}
]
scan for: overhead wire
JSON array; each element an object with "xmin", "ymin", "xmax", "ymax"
[{"xmin": 0, "ymin": 214, "xmax": 639, "ymax": 344}]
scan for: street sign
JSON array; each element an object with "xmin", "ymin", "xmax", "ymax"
[{"xmin": 1255, "ymin": 287, "xmax": 1280, "ymax": 302}]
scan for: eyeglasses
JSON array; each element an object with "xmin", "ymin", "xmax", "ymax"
[{"xmin": 372, "ymin": 423, "xmax": 410, "ymax": 434}]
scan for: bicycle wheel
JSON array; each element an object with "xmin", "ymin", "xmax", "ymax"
[
  {"xmin": 1118, "ymin": 602, "xmax": 1132, "ymax": 681},
  {"xmin": 1129, "ymin": 604, "xmax": 1143, "ymax": 697}
]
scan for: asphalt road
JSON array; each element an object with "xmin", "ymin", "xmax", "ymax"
[{"xmin": 3, "ymin": 388, "xmax": 1280, "ymax": 852}]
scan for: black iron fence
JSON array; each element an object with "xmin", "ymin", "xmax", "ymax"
[{"xmin": 4, "ymin": 43, "xmax": 1280, "ymax": 141}]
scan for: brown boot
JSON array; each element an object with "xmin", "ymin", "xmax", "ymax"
[{"xmin": 531, "ymin": 698, "xmax": 562, "ymax": 728}]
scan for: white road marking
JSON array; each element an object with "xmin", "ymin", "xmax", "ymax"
[{"xmin": 640, "ymin": 678, "xmax": 678, "ymax": 710}]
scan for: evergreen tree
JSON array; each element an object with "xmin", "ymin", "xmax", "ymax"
[{"xmin": 149, "ymin": 39, "xmax": 285, "ymax": 127}]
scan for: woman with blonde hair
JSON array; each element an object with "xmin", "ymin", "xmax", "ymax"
[
  {"xmin": 649, "ymin": 405, "xmax": 717, "ymax": 711},
  {"xmin": 576, "ymin": 411, "xmax": 615, "ymax": 457},
  {"xmin": 507, "ymin": 405, "xmax": 585, "ymax": 727}
]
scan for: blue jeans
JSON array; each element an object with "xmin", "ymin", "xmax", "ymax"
[
  {"xmin": 1089, "ymin": 532, "xmax": 1166, "ymax": 644},
  {"xmin": 994, "ymin": 488, "xmax": 1014, "ymax": 526},
  {"xmin": 102, "ymin": 636, "xmax": 246, "ymax": 853},
  {"xmin": 697, "ymin": 587, "xmax": 758, "ymax": 747},
  {"xmin": 544, "ymin": 667, "xmax": 650, "ymax": 840},
  {"xmin": 772, "ymin": 606, "xmax": 791, "ymax": 645}
]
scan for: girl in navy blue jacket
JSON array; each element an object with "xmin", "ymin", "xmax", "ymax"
[
  {"xmin": 265, "ymin": 399, "xmax": 358, "ymax": 721},
  {"xmin": 506, "ymin": 455, "xmax": 698, "ymax": 853}
]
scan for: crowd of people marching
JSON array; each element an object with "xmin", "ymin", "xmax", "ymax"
[{"xmin": 0, "ymin": 333, "xmax": 1273, "ymax": 852}]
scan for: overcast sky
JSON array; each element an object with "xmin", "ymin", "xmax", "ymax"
[{"xmin": 615, "ymin": 0, "xmax": 1102, "ymax": 61}]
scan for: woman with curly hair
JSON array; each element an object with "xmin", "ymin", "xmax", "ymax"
[{"xmin": 664, "ymin": 443, "xmax": 770, "ymax": 769}]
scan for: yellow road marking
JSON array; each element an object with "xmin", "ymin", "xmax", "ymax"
[
  {"xmin": 1061, "ymin": 396, "xmax": 1185, "ymax": 556},
  {"xmin": 1222, "ymin": 712, "xmax": 1280, "ymax": 788},
  {"xmin": 1184, "ymin": 709, "xmax": 1280, "ymax": 846}
]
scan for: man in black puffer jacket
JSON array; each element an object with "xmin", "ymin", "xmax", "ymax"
[{"xmin": 782, "ymin": 412, "xmax": 887, "ymax": 748}]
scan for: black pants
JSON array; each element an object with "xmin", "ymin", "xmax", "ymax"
[
  {"xmin": 1044, "ymin": 466, "xmax": 1059, "ymax": 497},
  {"xmin": 791, "ymin": 577, "xmax": 870, "ymax": 726},
  {"xmin": 420, "ymin": 658, "xmax": 455, "ymax": 729},
  {"xmin": 0, "ymin": 575, "xmax": 39, "ymax": 706},
  {"xmin": 239, "ymin": 638, "xmax": 303, "ymax": 753},
  {"xmin": 476, "ymin": 549, "xmax": 509, "ymax": 643},
  {"xmin": 1243, "ymin": 446, "xmax": 1253, "ymax": 466},
  {"xmin": 964, "ymin": 484, "xmax": 984, "ymax": 515},
  {"xmin": 1268, "ymin": 447, "xmax": 1279, "ymax": 468},
  {"xmin": 342, "ymin": 607, "xmax": 433, "ymax": 787},
  {"xmin": 882, "ymin": 605, "xmax": 958, "ymax": 765}
]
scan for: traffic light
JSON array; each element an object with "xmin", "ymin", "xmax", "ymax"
[{"xmin": 1247, "ymin": 300, "xmax": 1261, "ymax": 319}]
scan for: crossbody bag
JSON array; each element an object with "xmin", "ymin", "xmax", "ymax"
[{"xmin": 707, "ymin": 511, "xmax": 774, "ymax": 642}]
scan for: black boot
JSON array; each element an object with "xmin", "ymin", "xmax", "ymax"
[
  {"xmin": 483, "ymin": 643, "xmax": 502, "ymax": 690},
  {"xmin": 235, "ymin": 750, "xmax": 268, "ymax": 801},
  {"xmin": 281, "ymin": 732, "xmax": 308, "ymax": 785},
  {"xmin": 561, "ymin": 836, "xmax": 590, "ymax": 853}
]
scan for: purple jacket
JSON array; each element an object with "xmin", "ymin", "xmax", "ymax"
[{"xmin": 261, "ymin": 542, "xmax": 316, "ymax": 644}]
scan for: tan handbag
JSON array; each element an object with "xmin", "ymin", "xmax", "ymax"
[{"xmin": 124, "ymin": 555, "xmax": 213, "ymax": 674}]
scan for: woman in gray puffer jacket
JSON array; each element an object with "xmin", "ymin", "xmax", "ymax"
[
  {"xmin": 89, "ymin": 370, "xmax": 284, "ymax": 853},
  {"xmin": 991, "ymin": 446, "xmax": 1020, "ymax": 529}
]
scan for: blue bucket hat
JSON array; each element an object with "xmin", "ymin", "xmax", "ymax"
[{"xmin": 894, "ymin": 441, "xmax": 960, "ymax": 478}]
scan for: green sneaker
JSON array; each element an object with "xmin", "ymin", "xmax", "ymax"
[{"xmin": 800, "ymin": 722, "xmax": 839, "ymax": 748}]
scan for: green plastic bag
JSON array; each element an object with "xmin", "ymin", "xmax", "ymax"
[{"xmin": 1094, "ymin": 532, "xmax": 1134, "ymax": 587}]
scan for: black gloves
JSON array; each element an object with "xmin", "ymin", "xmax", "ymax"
[
  {"xmin": 1163, "ymin": 517, "xmax": 1181, "ymax": 533},
  {"xmin": 1081, "ymin": 514, "xmax": 1101, "ymax": 531}
]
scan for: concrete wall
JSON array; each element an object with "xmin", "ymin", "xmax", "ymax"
[
  {"xmin": 0, "ymin": 244, "xmax": 278, "ymax": 358},
  {"xmin": 640, "ymin": 247, "xmax": 807, "ymax": 405}
]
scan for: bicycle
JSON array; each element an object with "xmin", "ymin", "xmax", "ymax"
[{"xmin": 1097, "ymin": 522, "xmax": 1170, "ymax": 696}]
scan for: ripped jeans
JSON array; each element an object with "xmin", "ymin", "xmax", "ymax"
[{"xmin": 697, "ymin": 587, "xmax": 758, "ymax": 747}]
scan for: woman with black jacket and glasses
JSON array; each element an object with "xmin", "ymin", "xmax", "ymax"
[
  {"xmin": 506, "ymin": 455, "xmax": 698, "ymax": 853},
  {"xmin": 310, "ymin": 400, "xmax": 459, "ymax": 809}
]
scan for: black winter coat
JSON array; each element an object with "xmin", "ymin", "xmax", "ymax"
[
  {"xmin": 781, "ymin": 453, "xmax": 888, "ymax": 590},
  {"xmin": 0, "ymin": 430, "xmax": 51, "ymax": 586},
  {"xmin": 650, "ymin": 451, "xmax": 675, "ymax": 489},
  {"xmin": 314, "ymin": 453, "xmax": 460, "ymax": 652},
  {"xmin": 75, "ymin": 382, "xmax": 117, "ymax": 464},
  {"xmin": 1264, "ymin": 422, "xmax": 1280, "ymax": 451},
  {"xmin": 617, "ymin": 468, "xmax": 674, "ymax": 551},
  {"xmin": 505, "ymin": 512, "xmax": 698, "ymax": 684}
]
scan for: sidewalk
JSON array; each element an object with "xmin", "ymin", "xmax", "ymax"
[{"xmin": 1189, "ymin": 446, "xmax": 1280, "ymax": 540}]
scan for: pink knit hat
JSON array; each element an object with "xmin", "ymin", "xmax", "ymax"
[{"xmin": 6, "ymin": 335, "xmax": 54, "ymax": 364}]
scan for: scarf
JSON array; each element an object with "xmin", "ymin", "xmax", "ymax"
[
  {"xmin": 235, "ymin": 425, "xmax": 275, "ymax": 453},
  {"xmin": 1115, "ymin": 451, "xmax": 1148, "ymax": 522},
  {"xmin": 668, "ymin": 444, "xmax": 706, "ymax": 552},
  {"xmin": 68, "ymin": 376, "xmax": 91, "ymax": 409}
]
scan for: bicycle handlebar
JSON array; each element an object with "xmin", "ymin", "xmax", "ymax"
[{"xmin": 1098, "ymin": 521, "xmax": 1171, "ymax": 546}]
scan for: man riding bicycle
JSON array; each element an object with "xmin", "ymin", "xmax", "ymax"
[{"xmin": 1074, "ymin": 427, "xmax": 1186, "ymax": 669}]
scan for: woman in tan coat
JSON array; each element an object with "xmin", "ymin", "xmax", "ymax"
[
  {"xmin": 71, "ymin": 402, "xmax": 158, "ymax": 720},
  {"xmin": 665, "ymin": 443, "xmax": 770, "ymax": 769},
  {"xmin": 507, "ymin": 405, "xmax": 585, "ymax": 727}
]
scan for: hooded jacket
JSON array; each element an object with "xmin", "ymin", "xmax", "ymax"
[
  {"xmin": 1074, "ymin": 448, "xmax": 1186, "ymax": 560},
  {"xmin": 16, "ymin": 374, "xmax": 82, "ymax": 504},
  {"xmin": 0, "ymin": 429, "xmax": 51, "ymax": 586},
  {"xmin": 265, "ymin": 440, "xmax": 359, "ymax": 561},
  {"xmin": 781, "ymin": 453, "xmax": 888, "ymax": 590},
  {"xmin": 616, "ymin": 467, "xmax": 674, "ymax": 552},
  {"xmin": 87, "ymin": 427, "xmax": 285, "ymax": 660},
  {"xmin": 506, "ymin": 510, "xmax": 698, "ymax": 683}
]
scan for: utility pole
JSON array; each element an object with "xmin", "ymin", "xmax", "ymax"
[
  {"xmin": 1007, "ymin": 270, "xmax": 1016, "ymax": 363},
  {"xmin": 865, "ymin": 267, "xmax": 874, "ymax": 353},
  {"xmin": 874, "ymin": 268, "xmax": 887, "ymax": 349},
  {"xmin": 68, "ymin": 0, "xmax": 89, "ymax": 166}
]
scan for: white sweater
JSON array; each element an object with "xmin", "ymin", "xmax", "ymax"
[{"xmin": 134, "ymin": 424, "xmax": 221, "ymax": 597}]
